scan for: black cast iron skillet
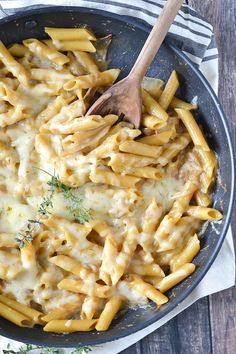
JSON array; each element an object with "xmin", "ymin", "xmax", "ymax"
[{"xmin": 0, "ymin": 6, "xmax": 234, "ymax": 348}]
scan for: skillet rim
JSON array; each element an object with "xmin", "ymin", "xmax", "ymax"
[{"xmin": 0, "ymin": 6, "xmax": 234, "ymax": 348}]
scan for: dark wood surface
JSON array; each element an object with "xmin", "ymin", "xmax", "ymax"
[{"xmin": 121, "ymin": 1, "xmax": 236, "ymax": 353}]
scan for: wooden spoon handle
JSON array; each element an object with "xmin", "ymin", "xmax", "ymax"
[{"xmin": 129, "ymin": 0, "xmax": 183, "ymax": 83}]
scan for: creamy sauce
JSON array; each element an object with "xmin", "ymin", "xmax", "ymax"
[{"xmin": 0, "ymin": 58, "xmax": 207, "ymax": 318}]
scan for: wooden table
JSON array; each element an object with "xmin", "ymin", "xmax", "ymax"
[{"xmin": 121, "ymin": 1, "xmax": 236, "ymax": 353}]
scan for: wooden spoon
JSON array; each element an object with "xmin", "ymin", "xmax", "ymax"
[{"xmin": 86, "ymin": 0, "xmax": 183, "ymax": 128}]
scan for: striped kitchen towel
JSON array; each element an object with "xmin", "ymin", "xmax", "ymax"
[{"xmin": 0, "ymin": 1, "xmax": 234, "ymax": 354}]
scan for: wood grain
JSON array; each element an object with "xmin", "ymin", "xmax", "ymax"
[
  {"xmin": 121, "ymin": 0, "xmax": 236, "ymax": 353},
  {"xmin": 189, "ymin": 1, "xmax": 236, "ymax": 354}
]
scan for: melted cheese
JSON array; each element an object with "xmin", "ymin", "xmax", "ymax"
[
  {"xmin": 0, "ymin": 67, "xmax": 205, "ymax": 318},
  {"xmin": 0, "ymin": 193, "xmax": 36, "ymax": 233}
]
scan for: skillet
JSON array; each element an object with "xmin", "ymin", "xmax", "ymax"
[{"xmin": 0, "ymin": 6, "xmax": 234, "ymax": 348}]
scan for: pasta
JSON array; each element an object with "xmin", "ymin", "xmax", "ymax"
[{"xmin": 0, "ymin": 26, "xmax": 222, "ymax": 333}]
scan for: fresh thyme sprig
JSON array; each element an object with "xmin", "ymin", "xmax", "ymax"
[
  {"xmin": 46, "ymin": 173, "xmax": 90, "ymax": 224},
  {"xmin": 16, "ymin": 170, "xmax": 90, "ymax": 249},
  {"xmin": 3, "ymin": 343, "xmax": 92, "ymax": 354}
]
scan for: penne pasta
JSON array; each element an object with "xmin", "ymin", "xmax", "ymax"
[
  {"xmin": 95, "ymin": 296, "xmax": 125, "ymax": 331},
  {"xmin": 142, "ymin": 114, "xmax": 167, "ymax": 130},
  {"xmin": 51, "ymin": 39, "xmax": 96, "ymax": 53},
  {"xmin": 157, "ymin": 263, "xmax": 196, "ymax": 293},
  {"xmin": 142, "ymin": 89, "xmax": 169, "ymax": 122},
  {"xmin": 81, "ymin": 296, "xmax": 101, "ymax": 320},
  {"xmin": 64, "ymin": 69, "xmax": 120, "ymax": 90},
  {"xmin": 119, "ymin": 140, "xmax": 162, "ymax": 158},
  {"xmin": 138, "ymin": 130, "xmax": 173, "ymax": 145},
  {"xmin": 154, "ymin": 181, "xmax": 198, "ymax": 249},
  {"xmin": 8, "ymin": 43, "xmax": 28, "ymax": 57},
  {"xmin": 23, "ymin": 38, "xmax": 69, "ymax": 66},
  {"xmin": 0, "ymin": 27, "xmax": 222, "ymax": 333},
  {"xmin": 0, "ymin": 295, "xmax": 44, "ymax": 324},
  {"xmin": 176, "ymin": 109, "xmax": 210, "ymax": 151},
  {"xmin": 89, "ymin": 169, "xmax": 140, "ymax": 188},
  {"xmin": 58, "ymin": 278, "xmax": 113, "ymax": 298},
  {"xmin": 186, "ymin": 206, "xmax": 223, "ymax": 220},
  {"xmin": 44, "ymin": 319, "xmax": 97, "ymax": 332},
  {"xmin": 45, "ymin": 27, "xmax": 96, "ymax": 41},
  {"xmin": 159, "ymin": 70, "xmax": 179, "ymax": 110},
  {"xmin": 0, "ymin": 41, "xmax": 28, "ymax": 86},
  {"xmin": 170, "ymin": 234, "xmax": 200, "ymax": 272},
  {"xmin": 127, "ymin": 275, "xmax": 168, "ymax": 306},
  {"xmin": 73, "ymin": 50, "xmax": 99, "ymax": 73},
  {"xmin": 0, "ymin": 301, "xmax": 33, "ymax": 327}
]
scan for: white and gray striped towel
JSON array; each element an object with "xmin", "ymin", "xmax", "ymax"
[{"xmin": 0, "ymin": 1, "xmax": 234, "ymax": 353}]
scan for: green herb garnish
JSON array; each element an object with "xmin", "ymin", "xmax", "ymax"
[
  {"xmin": 16, "ymin": 170, "xmax": 90, "ymax": 248},
  {"xmin": 3, "ymin": 344, "xmax": 92, "ymax": 354}
]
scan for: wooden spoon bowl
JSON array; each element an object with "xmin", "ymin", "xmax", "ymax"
[{"xmin": 86, "ymin": 0, "xmax": 183, "ymax": 127}]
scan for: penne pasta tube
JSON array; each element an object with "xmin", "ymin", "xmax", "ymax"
[
  {"xmin": 52, "ymin": 39, "xmax": 96, "ymax": 52},
  {"xmin": 154, "ymin": 181, "xmax": 198, "ymax": 249},
  {"xmin": 195, "ymin": 191, "xmax": 211, "ymax": 207},
  {"xmin": 186, "ymin": 206, "xmax": 223, "ymax": 220},
  {"xmin": 100, "ymin": 236, "xmax": 118, "ymax": 285},
  {"xmin": 0, "ymin": 81, "xmax": 21, "ymax": 106},
  {"xmin": 175, "ymin": 109, "xmax": 210, "ymax": 151},
  {"xmin": 0, "ymin": 301, "xmax": 33, "ymax": 327},
  {"xmin": 162, "ymin": 216, "xmax": 200, "ymax": 252},
  {"xmin": 41, "ymin": 300, "xmax": 82, "ymax": 322},
  {"xmin": 89, "ymin": 169, "xmax": 140, "ymax": 188},
  {"xmin": 45, "ymin": 27, "xmax": 96, "ymax": 41},
  {"xmin": 0, "ymin": 105, "xmax": 32, "ymax": 128},
  {"xmin": 40, "ymin": 99, "xmax": 86, "ymax": 133},
  {"xmin": 108, "ymin": 153, "xmax": 156, "ymax": 173},
  {"xmin": 157, "ymin": 133, "xmax": 191, "ymax": 166},
  {"xmin": 23, "ymin": 38, "xmax": 69, "ymax": 66},
  {"xmin": 111, "ymin": 223, "xmax": 139, "ymax": 285},
  {"xmin": 88, "ymin": 127, "xmax": 141, "ymax": 158},
  {"xmin": 128, "ymin": 166, "xmax": 163, "ymax": 180},
  {"xmin": 138, "ymin": 130, "xmax": 173, "ymax": 145},
  {"xmin": 171, "ymin": 234, "xmax": 200, "ymax": 272},
  {"xmin": 127, "ymin": 275, "xmax": 168, "ymax": 306},
  {"xmin": 30, "ymin": 68, "xmax": 74, "ymax": 81},
  {"xmin": 0, "ymin": 41, "xmax": 28, "ymax": 86},
  {"xmin": 95, "ymin": 296, "xmax": 125, "ymax": 331},
  {"xmin": 0, "ymin": 295, "xmax": 44, "ymax": 324},
  {"xmin": 52, "ymin": 114, "xmax": 118, "ymax": 135},
  {"xmin": 64, "ymin": 69, "xmax": 120, "ymax": 90},
  {"xmin": 157, "ymin": 263, "xmax": 196, "ymax": 293},
  {"xmin": 81, "ymin": 296, "xmax": 101, "ymax": 320},
  {"xmin": 28, "ymin": 82, "xmax": 64, "ymax": 96},
  {"xmin": 92, "ymin": 220, "xmax": 114, "ymax": 238},
  {"xmin": 142, "ymin": 200, "xmax": 163, "ymax": 234},
  {"xmin": 20, "ymin": 242, "xmax": 37, "ymax": 269},
  {"xmin": 128, "ymin": 263, "xmax": 165, "ymax": 277},
  {"xmin": 158, "ymin": 70, "xmax": 179, "ymax": 110},
  {"xmin": 195, "ymin": 147, "xmax": 217, "ymax": 193},
  {"xmin": 50, "ymin": 255, "xmax": 95, "ymax": 280},
  {"xmin": 142, "ymin": 89, "xmax": 169, "ymax": 122},
  {"xmin": 8, "ymin": 43, "xmax": 28, "ymax": 57},
  {"xmin": 142, "ymin": 114, "xmax": 167, "ymax": 130},
  {"xmin": 73, "ymin": 50, "xmax": 99, "ymax": 73},
  {"xmin": 170, "ymin": 96, "xmax": 198, "ymax": 110},
  {"xmin": 58, "ymin": 278, "xmax": 113, "ymax": 298},
  {"xmin": 43, "ymin": 319, "xmax": 97, "ymax": 332},
  {"xmin": 119, "ymin": 140, "xmax": 162, "ymax": 158}
]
